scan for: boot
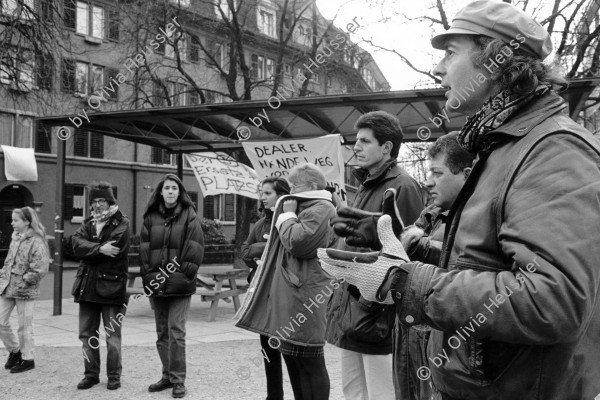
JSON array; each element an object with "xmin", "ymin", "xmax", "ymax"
[
  {"xmin": 10, "ymin": 359, "xmax": 35, "ymax": 373},
  {"xmin": 4, "ymin": 350, "xmax": 22, "ymax": 370}
]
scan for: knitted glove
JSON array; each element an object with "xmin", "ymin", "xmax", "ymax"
[
  {"xmin": 319, "ymin": 215, "xmax": 410, "ymax": 304},
  {"xmin": 331, "ymin": 188, "xmax": 404, "ymax": 250}
]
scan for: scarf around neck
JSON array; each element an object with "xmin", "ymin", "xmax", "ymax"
[
  {"xmin": 458, "ymin": 85, "xmax": 551, "ymax": 153},
  {"xmin": 91, "ymin": 204, "xmax": 119, "ymax": 224}
]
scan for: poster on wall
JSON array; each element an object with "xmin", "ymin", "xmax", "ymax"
[
  {"xmin": 241, "ymin": 134, "xmax": 348, "ymax": 204},
  {"xmin": 185, "ymin": 152, "xmax": 261, "ymax": 199}
]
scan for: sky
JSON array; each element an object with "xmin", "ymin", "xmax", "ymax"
[{"xmin": 315, "ymin": 0, "xmax": 561, "ymax": 90}]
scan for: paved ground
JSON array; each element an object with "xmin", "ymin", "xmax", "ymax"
[{"xmin": 0, "ymin": 266, "xmax": 345, "ymax": 400}]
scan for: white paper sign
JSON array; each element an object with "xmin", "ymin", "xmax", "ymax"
[
  {"xmin": 242, "ymin": 135, "xmax": 347, "ymax": 203},
  {"xmin": 185, "ymin": 152, "xmax": 260, "ymax": 199}
]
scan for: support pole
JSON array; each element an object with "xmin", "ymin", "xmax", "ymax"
[
  {"xmin": 53, "ymin": 132, "xmax": 66, "ymax": 316},
  {"xmin": 177, "ymin": 153, "xmax": 183, "ymax": 180}
]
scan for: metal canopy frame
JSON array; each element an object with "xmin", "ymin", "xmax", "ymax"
[{"xmin": 38, "ymin": 78, "xmax": 600, "ymax": 154}]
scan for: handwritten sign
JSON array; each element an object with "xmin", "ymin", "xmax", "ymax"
[
  {"xmin": 242, "ymin": 135, "xmax": 347, "ymax": 203},
  {"xmin": 185, "ymin": 152, "xmax": 260, "ymax": 199}
]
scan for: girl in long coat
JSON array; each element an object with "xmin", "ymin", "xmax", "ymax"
[
  {"xmin": 0, "ymin": 207, "xmax": 50, "ymax": 373},
  {"xmin": 140, "ymin": 173, "xmax": 204, "ymax": 399}
]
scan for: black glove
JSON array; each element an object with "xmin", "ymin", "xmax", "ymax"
[{"xmin": 331, "ymin": 188, "xmax": 405, "ymax": 250}]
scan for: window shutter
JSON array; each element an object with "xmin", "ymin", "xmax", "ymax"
[
  {"xmin": 224, "ymin": 194, "xmax": 235, "ymax": 221},
  {"xmin": 35, "ymin": 122, "xmax": 52, "ymax": 153},
  {"xmin": 61, "ymin": 58, "xmax": 75, "ymax": 92},
  {"xmin": 188, "ymin": 191, "xmax": 198, "ymax": 209},
  {"xmin": 112, "ymin": 186, "xmax": 117, "ymax": 200},
  {"xmin": 203, "ymin": 196, "xmax": 215, "ymax": 219},
  {"xmin": 63, "ymin": 184, "xmax": 74, "ymax": 219},
  {"xmin": 74, "ymin": 129, "xmax": 88, "ymax": 156},
  {"xmin": 90, "ymin": 132, "xmax": 104, "ymax": 159},
  {"xmin": 108, "ymin": 9, "xmax": 119, "ymax": 41},
  {"xmin": 36, "ymin": 53, "xmax": 53, "ymax": 90},
  {"xmin": 190, "ymin": 36, "xmax": 200, "ymax": 63},
  {"xmin": 63, "ymin": 0, "xmax": 76, "ymax": 29},
  {"xmin": 104, "ymin": 68, "xmax": 119, "ymax": 100}
]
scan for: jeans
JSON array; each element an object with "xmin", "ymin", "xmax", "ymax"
[
  {"xmin": 79, "ymin": 301, "xmax": 124, "ymax": 379},
  {"xmin": 260, "ymin": 334, "xmax": 284, "ymax": 400},
  {"xmin": 282, "ymin": 354, "xmax": 329, "ymax": 400},
  {"xmin": 151, "ymin": 296, "xmax": 191, "ymax": 384},
  {"xmin": 341, "ymin": 348, "xmax": 395, "ymax": 400},
  {"xmin": 0, "ymin": 296, "xmax": 35, "ymax": 360}
]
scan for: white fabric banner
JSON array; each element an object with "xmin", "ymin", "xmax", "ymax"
[
  {"xmin": 242, "ymin": 134, "xmax": 348, "ymax": 204},
  {"xmin": 1, "ymin": 145, "xmax": 38, "ymax": 181},
  {"xmin": 185, "ymin": 152, "xmax": 260, "ymax": 199}
]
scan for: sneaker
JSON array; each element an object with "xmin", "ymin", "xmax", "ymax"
[
  {"xmin": 172, "ymin": 383, "xmax": 186, "ymax": 398},
  {"xmin": 148, "ymin": 378, "xmax": 173, "ymax": 392},
  {"xmin": 77, "ymin": 376, "xmax": 100, "ymax": 390},
  {"xmin": 4, "ymin": 351, "xmax": 22, "ymax": 370},
  {"xmin": 107, "ymin": 378, "xmax": 121, "ymax": 390},
  {"xmin": 10, "ymin": 359, "xmax": 35, "ymax": 373}
]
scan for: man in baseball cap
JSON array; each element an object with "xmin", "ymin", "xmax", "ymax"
[{"xmin": 319, "ymin": 1, "xmax": 600, "ymax": 399}]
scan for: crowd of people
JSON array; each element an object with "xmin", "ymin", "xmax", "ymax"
[{"xmin": 1, "ymin": 1, "xmax": 600, "ymax": 399}]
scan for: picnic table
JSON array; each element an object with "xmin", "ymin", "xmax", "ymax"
[
  {"xmin": 126, "ymin": 264, "xmax": 249, "ymax": 322},
  {"xmin": 196, "ymin": 266, "xmax": 249, "ymax": 322}
]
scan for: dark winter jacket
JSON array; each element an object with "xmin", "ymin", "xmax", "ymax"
[
  {"xmin": 0, "ymin": 230, "xmax": 49, "ymax": 300},
  {"xmin": 140, "ymin": 203, "xmax": 204, "ymax": 296},
  {"xmin": 241, "ymin": 210, "xmax": 273, "ymax": 283},
  {"xmin": 236, "ymin": 191, "xmax": 337, "ymax": 347},
  {"xmin": 72, "ymin": 210, "xmax": 130, "ymax": 305},
  {"xmin": 326, "ymin": 159, "xmax": 425, "ymax": 354},
  {"xmin": 390, "ymin": 92, "xmax": 600, "ymax": 400}
]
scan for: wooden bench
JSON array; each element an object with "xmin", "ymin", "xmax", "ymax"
[{"xmin": 196, "ymin": 266, "xmax": 249, "ymax": 322}]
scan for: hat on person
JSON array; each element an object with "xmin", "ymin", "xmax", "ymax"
[
  {"xmin": 431, "ymin": 0, "xmax": 552, "ymax": 60},
  {"xmin": 89, "ymin": 181, "xmax": 117, "ymax": 205}
]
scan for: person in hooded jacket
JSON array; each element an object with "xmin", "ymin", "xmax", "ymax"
[
  {"xmin": 72, "ymin": 181, "xmax": 130, "ymax": 391},
  {"xmin": 241, "ymin": 177, "xmax": 290, "ymax": 400},
  {"xmin": 140, "ymin": 173, "xmax": 204, "ymax": 399}
]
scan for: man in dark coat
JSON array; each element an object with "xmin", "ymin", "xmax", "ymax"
[
  {"xmin": 320, "ymin": 2, "xmax": 600, "ymax": 399},
  {"xmin": 72, "ymin": 181, "xmax": 130, "ymax": 391},
  {"xmin": 325, "ymin": 111, "xmax": 424, "ymax": 399}
]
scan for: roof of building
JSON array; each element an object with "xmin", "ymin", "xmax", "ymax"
[{"xmin": 38, "ymin": 77, "xmax": 600, "ymax": 153}]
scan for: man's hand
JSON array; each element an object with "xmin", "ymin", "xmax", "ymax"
[
  {"xmin": 331, "ymin": 188, "xmax": 404, "ymax": 250},
  {"xmin": 400, "ymin": 226, "xmax": 426, "ymax": 254},
  {"xmin": 282, "ymin": 199, "xmax": 297, "ymax": 213},
  {"xmin": 99, "ymin": 240, "xmax": 120, "ymax": 257},
  {"xmin": 318, "ymin": 215, "xmax": 410, "ymax": 304}
]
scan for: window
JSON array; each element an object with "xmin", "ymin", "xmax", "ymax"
[
  {"xmin": 74, "ymin": 129, "xmax": 103, "ymax": 158},
  {"xmin": 203, "ymin": 194, "xmax": 236, "ymax": 222},
  {"xmin": 151, "ymin": 147, "xmax": 178, "ymax": 165},
  {"xmin": 251, "ymin": 54, "xmax": 274, "ymax": 80},
  {"xmin": 169, "ymin": 0, "xmax": 190, "ymax": 7},
  {"xmin": 362, "ymin": 68, "xmax": 375, "ymax": 88},
  {"xmin": 189, "ymin": 90, "xmax": 200, "ymax": 105},
  {"xmin": 168, "ymin": 81, "xmax": 188, "ymax": 106},
  {"xmin": 215, "ymin": 0, "xmax": 233, "ymax": 20},
  {"xmin": 312, "ymin": 72, "xmax": 320, "ymax": 84},
  {"xmin": 1, "ymin": 0, "xmax": 34, "ymax": 19},
  {"xmin": 190, "ymin": 35, "xmax": 201, "ymax": 63},
  {"xmin": 64, "ymin": 1, "xmax": 118, "ymax": 41},
  {"xmin": 35, "ymin": 123, "xmax": 52, "ymax": 153},
  {"xmin": 0, "ymin": 50, "xmax": 35, "ymax": 90},
  {"xmin": 326, "ymin": 76, "xmax": 332, "ymax": 88},
  {"xmin": 62, "ymin": 59, "xmax": 112, "ymax": 97},
  {"xmin": 207, "ymin": 40, "xmax": 229, "ymax": 69},
  {"xmin": 284, "ymin": 63, "xmax": 291, "ymax": 76},
  {"xmin": 257, "ymin": 8, "xmax": 275, "ymax": 37}
]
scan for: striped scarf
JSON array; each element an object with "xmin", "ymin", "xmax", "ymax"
[{"xmin": 458, "ymin": 85, "xmax": 551, "ymax": 153}]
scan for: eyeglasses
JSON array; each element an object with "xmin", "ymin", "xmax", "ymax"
[{"xmin": 90, "ymin": 199, "xmax": 108, "ymax": 206}]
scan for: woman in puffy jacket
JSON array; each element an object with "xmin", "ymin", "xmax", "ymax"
[
  {"xmin": 140, "ymin": 173, "xmax": 204, "ymax": 399},
  {"xmin": 241, "ymin": 177, "xmax": 290, "ymax": 400},
  {"xmin": 0, "ymin": 207, "xmax": 50, "ymax": 373}
]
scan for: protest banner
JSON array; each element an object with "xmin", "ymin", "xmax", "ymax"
[
  {"xmin": 185, "ymin": 152, "xmax": 260, "ymax": 199},
  {"xmin": 242, "ymin": 135, "xmax": 347, "ymax": 203}
]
